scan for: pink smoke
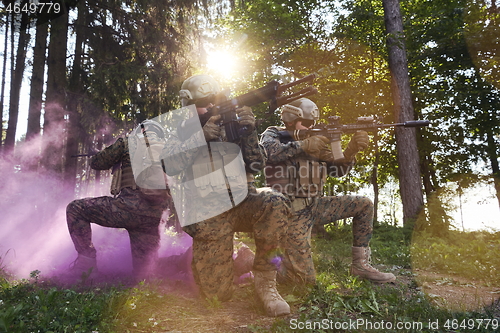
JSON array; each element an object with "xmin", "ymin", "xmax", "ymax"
[{"xmin": 0, "ymin": 130, "xmax": 192, "ymax": 283}]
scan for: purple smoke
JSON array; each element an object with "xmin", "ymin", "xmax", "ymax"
[{"xmin": 0, "ymin": 133, "xmax": 192, "ymax": 283}]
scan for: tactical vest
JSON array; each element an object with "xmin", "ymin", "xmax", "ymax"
[
  {"xmin": 110, "ymin": 166, "xmax": 137, "ymax": 195},
  {"xmin": 264, "ymin": 158, "xmax": 327, "ymax": 198},
  {"xmin": 110, "ymin": 134, "xmax": 169, "ymax": 202},
  {"xmin": 190, "ymin": 142, "xmax": 249, "ymax": 201},
  {"xmin": 131, "ymin": 136, "xmax": 169, "ymax": 198}
]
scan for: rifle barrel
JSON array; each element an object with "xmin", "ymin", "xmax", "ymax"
[
  {"xmin": 280, "ymin": 119, "xmax": 431, "ymax": 141},
  {"xmin": 380, "ymin": 120, "xmax": 431, "ymax": 128},
  {"xmin": 277, "ymin": 87, "xmax": 318, "ymax": 106},
  {"xmin": 402, "ymin": 120, "xmax": 431, "ymax": 127},
  {"xmin": 278, "ymin": 74, "xmax": 318, "ymax": 93}
]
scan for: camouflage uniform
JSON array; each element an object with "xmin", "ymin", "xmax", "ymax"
[
  {"xmin": 162, "ymin": 129, "xmax": 291, "ymax": 301},
  {"xmin": 66, "ymin": 133, "xmax": 169, "ymax": 276},
  {"xmin": 260, "ymin": 126, "xmax": 374, "ymax": 284}
]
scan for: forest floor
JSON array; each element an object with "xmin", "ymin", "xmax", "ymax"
[
  {"xmin": 6, "ymin": 228, "xmax": 499, "ymax": 332},
  {"xmin": 414, "ymin": 269, "xmax": 500, "ymax": 312},
  {"xmin": 110, "ymin": 266, "xmax": 500, "ymax": 333}
]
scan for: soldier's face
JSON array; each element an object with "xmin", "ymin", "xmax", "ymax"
[
  {"xmin": 295, "ymin": 119, "xmax": 314, "ymax": 130},
  {"xmin": 196, "ymin": 103, "xmax": 214, "ymax": 115}
]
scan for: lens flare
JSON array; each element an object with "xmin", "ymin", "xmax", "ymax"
[{"xmin": 206, "ymin": 50, "xmax": 239, "ymax": 79}]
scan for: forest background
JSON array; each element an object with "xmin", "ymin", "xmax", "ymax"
[
  {"xmin": 0, "ymin": 0, "xmax": 499, "ymax": 279},
  {"xmin": 2, "ymin": 0, "xmax": 499, "ymax": 234},
  {"xmin": 0, "ymin": 0, "xmax": 500, "ymax": 332}
]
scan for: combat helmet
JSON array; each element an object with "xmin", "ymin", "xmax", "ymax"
[
  {"xmin": 280, "ymin": 98, "xmax": 319, "ymax": 124},
  {"xmin": 136, "ymin": 119, "xmax": 165, "ymax": 138},
  {"xmin": 179, "ymin": 74, "xmax": 221, "ymax": 107}
]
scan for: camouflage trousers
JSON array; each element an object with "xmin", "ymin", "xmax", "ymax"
[
  {"xmin": 183, "ymin": 187, "xmax": 291, "ymax": 301},
  {"xmin": 279, "ymin": 195, "xmax": 373, "ymax": 285},
  {"xmin": 66, "ymin": 188, "xmax": 164, "ymax": 275}
]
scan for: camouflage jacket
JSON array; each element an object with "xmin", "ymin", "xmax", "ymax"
[
  {"xmin": 260, "ymin": 126, "xmax": 353, "ymax": 178},
  {"xmin": 91, "ymin": 132, "xmax": 164, "ymax": 170},
  {"xmin": 161, "ymin": 126, "xmax": 265, "ymax": 224},
  {"xmin": 162, "ymin": 128, "xmax": 266, "ymax": 182},
  {"xmin": 90, "ymin": 134, "xmax": 167, "ymax": 216},
  {"xmin": 91, "ymin": 137, "xmax": 130, "ymax": 170}
]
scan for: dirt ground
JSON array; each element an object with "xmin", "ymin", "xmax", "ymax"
[
  {"xmin": 152, "ymin": 270, "xmax": 500, "ymax": 333},
  {"xmin": 414, "ymin": 269, "xmax": 500, "ymax": 312},
  {"xmin": 143, "ymin": 267, "xmax": 500, "ymax": 333},
  {"xmin": 151, "ymin": 280, "xmax": 288, "ymax": 332}
]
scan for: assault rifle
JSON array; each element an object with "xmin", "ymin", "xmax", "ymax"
[
  {"xmin": 70, "ymin": 151, "xmax": 121, "ymax": 177},
  {"xmin": 70, "ymin": 153, "xmax": 96, "ymax": 158},
  {"xmin": 178, "ymin": 74, "xmax": 318, "ymax": 142},
  {"xmin": 279, "ymin": 116, "xmax": 430, "ymax": 162}
]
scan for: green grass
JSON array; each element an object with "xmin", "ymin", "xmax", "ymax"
[
  {"xmin": 411, "ymin": 229, "xmax": 500, "ymax": 285},
  {"xmin": 0, "ymin": 225, "xmax": 499, "ymax": 332},
  {"xmin": 0, "ymin": 277, "xmax": 124, "ymax": 332},
  {"xmin": 266, "ymin": 224, "xmax": 500, "ymax": 332}
]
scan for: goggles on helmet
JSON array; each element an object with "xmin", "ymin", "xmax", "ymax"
[{"xmin": 187, "ymin": 91, "xmax": 228, "ymax": 108}]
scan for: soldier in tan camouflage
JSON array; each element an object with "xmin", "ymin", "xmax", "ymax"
[
  {"xmin": 66, "ymin": 120, "xmax": 172, "ymax": 281},
  {"xmin": 161, "ymin": 74, "xmax": 292, "ymax": 317},
  {"xmin": 260, "ymin": 98, "xmax": 396, "ymax": 285}
]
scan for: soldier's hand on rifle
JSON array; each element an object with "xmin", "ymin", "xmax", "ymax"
[
  {"xmin": 203, "ymin": 115, "xmax": 222, "ymax": 141},
  {"xmin": 319, "ymin": 147, "xmax": 334, "ymax": 162},
  {"xmin": 344, "ymin": 130, "xmax": 369, "ymax": 160},
  {"xmin": 300, "ymin": 135, "xmax": 330, "ymax": 159},
  {"xmin": 237, "ymin": 106, "xmax": 256, "ymax": 134}
]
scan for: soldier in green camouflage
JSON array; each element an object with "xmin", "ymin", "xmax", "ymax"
[
  {"xmin": 66, "ymin": 120, "xmax": 171, "ymax": 281},
  {"xmin": 260, "ymin": 98, "xmax": 396, "ymax": 285},
  {"xmin": 161, "ymin": 74, "xmax": 292, "ymax": 317}
]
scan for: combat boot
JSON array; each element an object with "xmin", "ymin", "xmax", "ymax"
[
  {"xmin": 66, "ymin": 254, "xmax": 97, "ymax": 282},
  {"xmin": 350, "ymin": 246, "xmax": 396, "ymax": 283},
  {"xmin": 132, "ymin": 253, "xmax": 159, "ymax": 282},
  {"xmin": 254, "ymin": 270, "xmax": 290, "ymax": 317}
]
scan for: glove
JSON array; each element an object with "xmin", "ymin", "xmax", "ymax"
[
  {"xmin": 202, "ymin": 115, "xmax": 221, "ymax": 141},
  {"xmin": 319, "ymin": 147, "xmax": 334, "ymax": 162},
  {"xmin": 237, "ymin": 106, "xmax": 255, "ymax": 134},
  {"xmin": 344, "ymin": 130, "xmax": 369, "ymax": 160},
  {"xmin": 300, "ymin": 135, "xmax": 330, "ymax": 159}
]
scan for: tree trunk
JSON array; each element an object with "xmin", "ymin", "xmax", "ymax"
[
  {"xmin": 421, "ymin": 153, "xmax": 435, "ymax": 198},
  {"xmin": 64, "ymin": 0, "xmax": 87, "ymax": 189},
  {"xmin": 371, "ymin": 133, "xmax": 380, "ymax": 225},
  {"xmin": 0, "ymin": 13, "xmax": 9, "ymax": 153},
  {"xmin": 25, "ymin": 20, "xmax": 49, "ymax": 171},
  {"xmin": 4, "ymin": 9, "xmax": 30, "ymax": 152},
  {"xmin": 26, "ymin": 21, "xmax": 49, "ymax": 142},
  {"xmin": 382, "ymin": 0, "xmax": 424, "ymax": 229},
  {"xmin": 486, "ymin": 129, "xmax": 500, "ymax": 209},
  {"xmin": 41, "ymin": 8, "xmax": 69, "ymax": 174}
]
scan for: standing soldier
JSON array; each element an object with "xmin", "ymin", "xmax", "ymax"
[
  {"xmin": 162, "ymin": 74, "xmax": 292, "ymax": 317},
  {"xmin": 66, "ymin": 120, "xmax": 171, "ymax": 281},
  {"xmin": 260, "ymin": 98, "xmax": 396, "ymax": 285}
]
